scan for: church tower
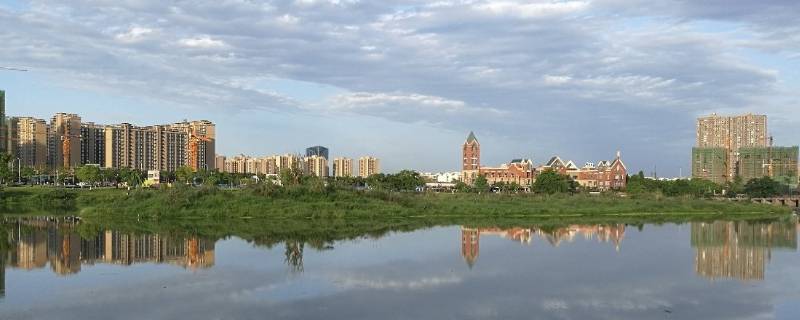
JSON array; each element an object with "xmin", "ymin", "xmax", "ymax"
[{"xmin": 462, "ymin": 131, "xmax": 480, "ymax": 184}]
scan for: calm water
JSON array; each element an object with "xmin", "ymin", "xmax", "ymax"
[{"xmin": 1, "ymin": 217, "xmax": 799, "ymax": 319}]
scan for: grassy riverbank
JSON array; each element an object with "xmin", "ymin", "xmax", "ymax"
[{"xmin": 0, "ymin": 185, "xmax": 791, "ymax": 220}]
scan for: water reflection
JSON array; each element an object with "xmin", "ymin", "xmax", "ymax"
[
  {"xmin": 461, "ymin": 225, "xmax": 626, "ymax": 268},
  {"xmin": 0, "ymin": 217, "xmax": 215, "ymax": 297},
  {"xmin": 0, "ymin": 215, "xmax": 798, "ymax": 304},
  {"xmin": 461, "ymin": 218, "xmax": 798, "ymax": 282},
  {"xmin": 691, "ymin": 219, "xmax": 797, "ymax": 281}
]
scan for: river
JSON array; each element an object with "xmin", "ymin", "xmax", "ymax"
[{"xmin": 0, "ymin": 216, "xmax": 798, "ymax": 319}]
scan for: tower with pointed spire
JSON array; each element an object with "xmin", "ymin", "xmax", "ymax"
[{"xmin": 462, "ymin": 131, "xmax": 480, "ymax": 185}]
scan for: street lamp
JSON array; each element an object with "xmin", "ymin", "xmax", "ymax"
[{"xmin": 15, "ymin": 158, "xmax": 21, "ymax": 184}]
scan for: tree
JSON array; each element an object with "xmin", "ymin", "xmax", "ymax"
[
  {"xmin": 532, "ymin": 169, "xmax": 576, "ymax": 194},
  {"xmin": 454, "ymin": 181, "xmax": 470, "ymax": 193},
  {"xmin": 75, "ymin": 165, "xmax": 102, "ymax": 188},
  {"xmin": 744, "ymin": 177, "xmax": 781, "ymax": 198},
  {"xmin": 0, "ymin": 153, "xmax": 13, "ymax": 184},
  {"xmin": 492, "ymin": 181, "xmax": 506, "ymax": 193},
  {"xmin": 118, "ymin": 168, "xmax": 144, "ymax": 187},
  {"xmin": 280, "ymin": 168, "xmax": 303, "ymax": 186},
  {"xmin": 724, "ymin": 175, "xmax": 744, "ymax": 198},
  {"xmin": 473, "ymin": 175, "xmax": 489, "ymax": 193},
  {"xmin": 176, "ymin": 166, "xmax": 194, "ymax": 184},
  {"xmin": 21, "ymin": 166, "xmax": 36, "ymax": 184}
]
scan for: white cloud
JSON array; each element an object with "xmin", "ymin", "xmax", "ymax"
[
  {"xmin": 330, "ymin": 92, "xmax": 467, "ymax": 112},
  {"xmin": 115, "ymin": 26, "xmax": 155, "ymax": 43},
  {"xmin": 178, "ymin": 36, "xmax": 227, "ymax": 49},
  {"xmin": 543, "ymin": 74, "xmax": 572, "ymax": 85},
  {"xmin": 474, "ymin": 0, "xmax": 590, "ymax": 18},
  {"xmin": 1, "ymin": 0, "xmax": 798, "ymax": 174}
]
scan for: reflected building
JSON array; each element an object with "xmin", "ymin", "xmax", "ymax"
[
  {"xmin": 461, "ymin": 228, "xmax": 480, "ymax": 268},
  {"xmin": 691, "ymin": 219, "xmax": 797, "ymax": 281},
  {"xmin": 2, "ymin": 220, "xmax": 216, "ymax": 277},
  {"xmin": 460, "ymin": 225, "xmax": 625, "ymax": 267}
]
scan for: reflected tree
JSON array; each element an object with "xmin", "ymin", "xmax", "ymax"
[{"xmin": 284, "ymin": 241, "xmax": 304, "ymax": 273}]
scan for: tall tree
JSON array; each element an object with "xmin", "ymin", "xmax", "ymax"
[
  {"xmin": 0, "ymin": 153, "xmax": 13, "ymax": 184},
  {"xmin": 532, "ymin": 170, "xmax": 576, "ymax": 194},
  {"xmin": 473, "ymin": 175, "xmax": 489, "ymax": 193},
  {"xmin": 75, "ymin": 165, "xmax": 102, "ymax": 187},
  {"xmin": 176, "ymin": 166, "xmax": 194, "ymax": 184},
  {"xmin": 744, "ymin": 177, "xmax": 781, "ymax": 198}
]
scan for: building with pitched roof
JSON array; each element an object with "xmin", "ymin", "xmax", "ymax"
[
  {"xmin": 544, "ymin": 152, "xmax": 628, "ymax": 191},
  {"xmin": 460, "ymin": 132, "xmax": 534, "ymax": 188}
]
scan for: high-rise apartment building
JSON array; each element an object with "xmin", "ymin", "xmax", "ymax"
[
  {"xmin": 333, "ymin": 157, "xmax": 354, "ymax": 178},
  {"xmin": 276, "ymin": 154, "xmax": 303, "ymax": 173},
  {"xmin": 104, "ymin": 123, "xmax": 156, "ymax": 171},
  {"xmin": 80, "ymin": 122, "xmax": 105, "ymax": 166},
  {"xmin": 12, "ymin": 117, "xmax": 49, "ymax": 170},
  {"xmin": 691, "ymin": 148, "xmax": 729, "ymax": 185},
  {"xmin": 5, "ymin": 117, "xmax": 18, "ymax": 158},
  {"xmin": 738, "ymin": 147, "xmax": 798, "ymax": 187},
  {"xmin": 102, "ymin": 120, "xmax": 214, "ymax": 172},
  {"xmin": 358, "ymin": 156, "xmax": 380, "ymax": 178},
  {"xmin": 169, "ymin": 120, "xmax": 215, "ymax": 171},
  {"xmin": 220, "ymin": 155, "xmax": 279, "ymax": 175},
  {"xmin": 152, "ymin": 124, "xmax": 188, "ymax": 172},
  {"xmin": 306, "ymin": 146, "xmax": 329, "ymax": 160},
  {"xmin": 223, "ymin": 155, "xmax": 248, "ymax": 174},
  {"xmin": 49, "ymin": 113, "xmax": 82, "ymax": 170},
  {"xmin": 694, "ymin": 114, "xmax": 767, "ymax": 181},
  {"xmin": 0, "ymin": 90, "xmax": 5, "ymax": 154},
  {"xmin": 214, "ymin": 155, "xmax": 226, "ymax": 172},
  {"xmin": 305, "ymin": 155, "xmax": 329, "ymax": 177},
  {"xmin": 261, "ymin": 156, "xmax": 278, "ymax": 175}
]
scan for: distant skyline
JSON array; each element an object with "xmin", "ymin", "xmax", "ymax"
[{"xmin": 1, "ymin": 1, "xmax": 798, "ymax": 175}]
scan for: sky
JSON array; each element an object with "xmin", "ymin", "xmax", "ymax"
[{"xmin": 0, "ymin": 0, "xmax": 798, "ymax": 175}]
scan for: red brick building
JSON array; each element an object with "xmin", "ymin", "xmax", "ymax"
[
  {"xmin": 564, "ymin": 152, "xmax": 627, "ymax": 191},
  {"xmin": 461, "ymin": 132, "xmax": 534, "ymax": 187}
]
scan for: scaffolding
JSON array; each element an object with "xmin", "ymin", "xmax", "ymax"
[
  {"xmin": 692, "ymin": 147, "xmax": 729, "ymax": 185},
  {"xmin": 738, "ymin": 146, "xmax": 799, "ymax": 187}
]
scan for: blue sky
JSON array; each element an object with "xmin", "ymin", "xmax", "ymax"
[{"xmin": 1, "ymin": 0, "xmax": 798, "ymax": 174}]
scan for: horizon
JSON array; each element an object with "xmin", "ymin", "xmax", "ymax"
[{"xmin": 2, "ymin": 1, "xmax": 799, "ymax": 175}]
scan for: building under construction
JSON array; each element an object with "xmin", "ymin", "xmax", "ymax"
[
  {"xmin": 692, "ymin": 147, "xmax": 729, "ymax": 185},
  {"xmin": 738, "ymin": 146, "xmax": 799, "ymax": 187},
  {"xmin": 694, "ymin": 113, "xmax": 768, "ymax": 182},
  {"xmin": 693, "ymin": 113, "xmax": 798, "ymax": 186}
]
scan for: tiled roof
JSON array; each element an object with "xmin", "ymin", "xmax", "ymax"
[{"xmin": 466, "ymin": 131, "xmax": 478, "ymax": 144}]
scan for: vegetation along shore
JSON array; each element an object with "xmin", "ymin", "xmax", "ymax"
[{"xmin": 0, "ymin": 168, "xmax": 792, "ymax": 221}]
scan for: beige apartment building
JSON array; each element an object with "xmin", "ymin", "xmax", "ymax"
[
  {"xmin": 695, "ymin": 113, "xmax": 768, "ymax": 181},
  {"xmin": 305, "ymin": 155, "xmax": 329, "ymax": 177},
  {"xmin": 358, "ymin": 156, "xmax": 380, "ymax": 178},
  {"xmin": 80, "ymin": 122, "xmax": 105, "ymax": 166},
  {"xmin": 215, "ymin": 155, "xmax": 226, "ymax": 171},
  {"xmin": 222, "ymin": 154, "xmax": 308, "ymax": 176},
  {"xmin": 169, "ymin": 120, "xmax": 216, "ymax": 171},
  {"xmin": 49, "ymin": 113, "xmax": 82, "ymax": 170},
  {"xmin": 223, "ymin": 155, "xmax": 248, "ymax": 174},
  {"xmin": 13, "ymin": 117, "xmax": 49, "ymax": 170},
  {"xmin": 103, "ymin": 120, "xmax": 214, "ymax": 172},
  {"xmin": 333, "ymin": 157, "xmax": 354, "ymax": 178}
]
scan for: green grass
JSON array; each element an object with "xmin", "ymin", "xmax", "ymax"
[
  {"xmin": 1, "ymin": 185, "xmax": 791, "ymax": 221},
  {"xmin": 1, "ymin": 186, "xmax": 793, "ymax": 246}
]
